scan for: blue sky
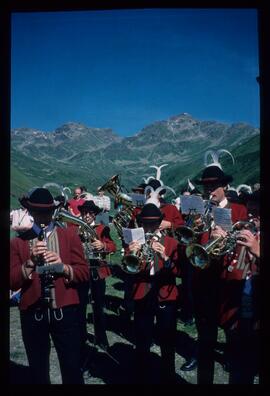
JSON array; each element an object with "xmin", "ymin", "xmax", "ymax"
[{"xmin": 11, "ymin": 8, "xmax": 259, "ymax": 137}]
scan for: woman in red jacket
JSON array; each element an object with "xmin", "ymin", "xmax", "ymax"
[{"xmin": 10, "ymin": 188, "xmax": 89, "ymax": 384}]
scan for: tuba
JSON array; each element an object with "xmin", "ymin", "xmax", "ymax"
[
  {"xmin": 99, "ymin": 175, "xmax": 136, "ymax": 238},
  {"xmin": 186, "ymin": 219, "xmax": 257, "ymax": 269},
  {"xmin": 98, "ymin": 174, "xmax": 133, "ymax": 206},
  {"xmin": 121, "ymin": 232, "xmax": 160, "ymax": 274}
]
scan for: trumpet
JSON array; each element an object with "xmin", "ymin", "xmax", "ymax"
[
  {"xmin": 121, "ymin": 232, "xmax": 160, "ymax": 274},
  {"xmin": 185, "ymin": 219, "xmax": 257, "ymax": 269}
]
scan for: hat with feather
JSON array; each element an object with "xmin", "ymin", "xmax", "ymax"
[{"xmin": 194, "ymin": 149, "xmax": 234, "ymax": 186}]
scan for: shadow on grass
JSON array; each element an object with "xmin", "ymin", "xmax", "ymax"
[{"xmin": 82, "ymin": 342, "xmax": 190, "ymax": 384}]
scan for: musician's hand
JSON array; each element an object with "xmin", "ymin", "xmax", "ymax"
[
  {"xmin": 129, "ymin": 241, "xmax": 141, "ymax": 254},
  {"xmin": 43, "ymin": 250, "xmax": 62, "ymax": 264},
  {"xmin": 151, "ymin": 241, "xmax": 169, "ymax": 261},
  {"xmin": 210, "ymin": 225, "xmax": 227, "ymax": 239},
  {"xmin": 236, "ymin": 230, "xmax": 260, "ymax": 258},
  {"xmin": 159, "ymin": 220, "xmax": 171, "ymax": 231},
  {"xmin": 91, "ymin": 239, "xmax": 104, "ymax": 251},
  {"xmin": 30, "ymin": 241, "xmax": 47, "ymax": 263}
]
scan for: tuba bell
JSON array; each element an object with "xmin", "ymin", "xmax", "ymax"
[
  {"xmin": 121, "ymin": 232, "xmax": 159, "ymax": 274},
  {"xmin": 98, "ymin": 174, "xmax": 133, "ymax": 206},
  {"xmin": 177, "ymin": 198, "xmax": 217, "ymax": 245}
]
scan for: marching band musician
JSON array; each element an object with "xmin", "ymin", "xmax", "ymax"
[
  {"xmin": 147, "ymin": 179, "xmax": 185, "ymax": 233},
  {"xmin": 124, "ymin": 203, "xmax": 181, "ymax": 383},
  {"xmin": 188, "ymin": 155, "xmax": 249, "ymax": 383},
  {"xmin": 10, "ymin": 188, "xmax": 89, "ymax": 384},
  {"xmin": 118, "ymin": 182, "xmax": 147, "ymax": 329},
  {"xmin": 77, "ymin": 200, "xmax": 116, "ymax": 352},
  {"xmin": 218, "ymin": 190, "xmax": 260, "ymax": 383}
]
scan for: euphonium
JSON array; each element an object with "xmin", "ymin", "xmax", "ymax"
[
  {"xmin": 53, "ymin": 208, "xmax": 98, "ymax": 240},
  {"xmin": 121, "ymin": 232, "xmax": 160, "ymax": 274},
  {"xmin": 186, "ymin": 219, "xmax": 257, "ymax": 269}
]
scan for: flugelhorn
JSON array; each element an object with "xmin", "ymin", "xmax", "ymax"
[
  {"xmin": 121, "ymin": 232, "xmax": 160, "ymax": 274},
  {"xmin": 185, "ymin": 219, "xmax": 257, "ymax": 269},
  {"xmin": 177, "ymin": 197, "xmax": 217, "ymax": 245}
]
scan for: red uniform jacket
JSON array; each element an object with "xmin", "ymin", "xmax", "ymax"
[
  {"xmin": 192, "ymin": 201, "xmax": 249, "ymax": 322},
  {"xmin": 10, "ymin": 226, "xmax": 89, "ymax": 311},
  {"xmin": 160, "ymin": 203, "xmax": 185, "ymax": 230},
  {"xmin": 219, "ymin": 232, "xmax": 259, "ymax": 329},
  {"xmin": 125, "ymin": 235, "xmax": 181, "ymax": 302},
  {"xmin": 92, "ymin": 224, "xmax": 116, "ymax": 279}
]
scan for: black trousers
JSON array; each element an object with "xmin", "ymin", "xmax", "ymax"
[
  {"xmin": 225, "ymin": 319, "xmax": 260, "ymax": 384},
  {"xmin": 193, "ymin": 271, "xmax": 220, "ymax": 384},
  {"xmin": 179, "ymin": 255, "xmax": 195, "ymax": 320},
  {"xmin": 134, "ymin": 292, "xmax": 177, "ymax": 383},
  {"xmin": 77, "ymin": 272, "xmax": 108, "ymax": 346},
  {"xmin": 20, "ymin": 305, "xmax": 84, "ymax": 384}
]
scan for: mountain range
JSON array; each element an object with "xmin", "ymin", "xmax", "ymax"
[{"xmin": 11, "ymin": 113, "xmax": 260, "ymax": 208}]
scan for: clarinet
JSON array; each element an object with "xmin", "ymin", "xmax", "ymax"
[{"xmin": 36, "ymin": 224, "xmax": 57, "ymax": 309}]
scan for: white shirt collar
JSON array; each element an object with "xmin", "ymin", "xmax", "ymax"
[{"xmin": 219, "ymin": 197, "xmax": 228, "ymax": 208}]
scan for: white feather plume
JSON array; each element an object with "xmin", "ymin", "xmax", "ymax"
[
  {"xmin": 143, "ymin": 176, "xmax": 155, "ymax": 184},
  {"xmin": 204, "ymin": 149, "xmax": 235, "ymax": 169},
  {"xmin": 43, "ymin": 182, "xmax": 64, "ymax": 194},
  {"xmin": 149, "ymin": 164, "xmax": 168, "ymax": 181},
  {"xmin": 236, "ymin": 184, "xmax": 252, "ymax": 194},
  {"xmin": 187, "ymin": 178, "xmax": 195, "ymax": 191}
]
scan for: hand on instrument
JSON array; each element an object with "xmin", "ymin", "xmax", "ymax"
[
  {"xmin": 91, "ymin": 239, "xmax": 104, "ymax": 251},
  {"xmin": 43, "ymin": 250, "xmax": 62, "ymax": 264},
  {"xmin": 30, "ymin": 240, "xmax": 47, "ymax": 264},
  {"xmin": 210, "ymin": 225, "xmax": 227, "ymax": 239},
  {"xmin": 159, "ymin": 220, "xmax": 171, "ymax": 231},
  {"xmin": 151, "ymin": 241, "xmax": 168, "ymax": 261},
  {"xmin": 236, "ymin": 229, "xmax": 260, "ymax": 258},
  {"xmin": 129, "ymin": 241, "xmax": 141, "ymax": 254}
]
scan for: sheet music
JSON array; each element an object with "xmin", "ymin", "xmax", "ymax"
[
  {"xmin": 212, "ymin": 207, "xmax": 233, "ymax": 231},
  {"xmin": 122, "ymin": 227, "xmax": 146, "ymax": 245},
  {"xmin": 180, "ymin": 195, "xmax": 205, "ymax": 215},
  {"xmin": 128, "ymin": 193, "xmax": 146, "ymax": 207}
]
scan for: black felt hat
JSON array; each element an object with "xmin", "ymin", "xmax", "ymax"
[
  {"xmin": 194, "ymin": 165, "xmax": 233, "ymax": 186},
  {"xmin": 136, "ymin": 203, "xmax": 164, "ymax": 224},
  {"xmin": 226, "ymin": 189, "xmax": 241, "ymax": 204},
  {"xmin": 147, "ymin": 179, "xmax": 166, "ymax": 195},
  {"xmin": 78, "ymin": 200, "xmax": 102, "ymax": 214},
  {"xmin": 131, "ymin": 183, "xmax": 147, "ymax": 193},
  {"xmin": 19, "ymin": 188, "xmax": 60, "ymax": 212}
]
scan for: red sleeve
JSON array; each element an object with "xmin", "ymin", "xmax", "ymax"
[
  {"xmin": 60, "ymin": 227, "xmax": 89, "ymax": 283},
  {"xmin": 161, "ymin": 204, "xmax": 185, "ymax": 229},
  {"xmin": 97, "ymin": 225, "xmax": 116, "ymax": 254},
  {"xmin": 10, "ymin": 238, "xmax": 29, "ymax": 291},
  {"xmin": 164, "ymin": 236, "xmax": 181, "ymax": 276},
  {"xmin": 231, "ymin": 203, "xmax": 248, "ymax": 223}
]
